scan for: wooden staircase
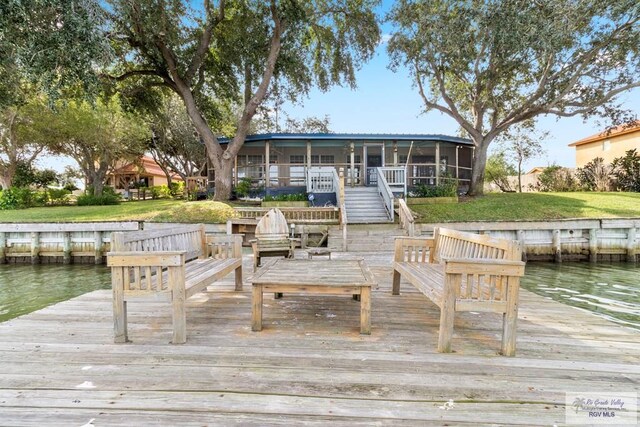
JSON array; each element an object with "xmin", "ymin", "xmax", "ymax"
[{"xmin": 344, "ymin": 187, "xmax": 392, "ymax": 224}]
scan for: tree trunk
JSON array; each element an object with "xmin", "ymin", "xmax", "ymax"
[
  {"xmin": 92, "ymin": 176, "xmax": 104, "ymax": 196},
  {"xmin": 213, "ymin": 158, "xmax": 234, "ymax": 201},
  {"xmin": 518, "ymin": 158, "xmax": 522, "ymax": 193},
  {"xmin": 469, "ymin": 141, "xmax": 490, "ymax": 196}
]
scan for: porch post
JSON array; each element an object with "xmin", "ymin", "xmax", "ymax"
[
  {"xmin": 393, "ymin": 141, "xmax": 398, "ymax": 166},
  {"xmin": 435, "ymin": 142, "xmax": 440, "ymax": 185},
  {"xmin": 456, "ymin": 146, "xmax": 460, "ymax": 180},
  {"xmin": 306, "ymin": 140, "xmax": 312, "ymax": 173},
  {"xmin": 265, "ymin": 141, "xmax": 270, "ymax": 188},
  {"xmin": 350, "ymin": 142, "xmax": 355, "ymax": 187}
]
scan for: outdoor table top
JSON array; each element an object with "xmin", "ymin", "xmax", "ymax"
[{"xmin": 251, "ymin": 259, "xmax": 376, "ymax": 288}]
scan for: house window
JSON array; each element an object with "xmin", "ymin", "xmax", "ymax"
[
  {"xmin": 345, "ymin": 155, "xmax": 362, "ymax": 164},
  {"xmin": 290, "ymin": 155, "xmax": 305, "ymax": 164},
  {"xmin": 603, "ymin": 140, "xmax": 611, "ymax": 151}
]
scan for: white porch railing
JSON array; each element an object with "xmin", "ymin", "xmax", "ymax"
[
  {"xmin": 376, "ymin": 167, "xmax": 395, "ymax": 222},
  {"xmin": 378, "ymin": 167, "xmax": 407, "ymax": 198},
  {"xmin": 307, "ymin": 167, "xmax": 336, "ymax": 193}
]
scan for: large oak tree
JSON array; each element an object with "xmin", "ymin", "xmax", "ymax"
[
  {"xmin": 107, "ymin": 0, "xmax": 380, "ymax": 200},
  {"xmin": 388, "ymin": 0, "xmax": 640, "ymax": 195}
]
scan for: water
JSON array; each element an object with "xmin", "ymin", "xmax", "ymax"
[
  {"xmin": 0, "ymin": 262, "xmax": 638, "ymax": 329},
  {"xmin": 521, "ymin": 262, "xmax": 640, "ymax": 330},
  {"xmin": 0, "ymin": 264, "xmax": 110, "ymax": 322}
]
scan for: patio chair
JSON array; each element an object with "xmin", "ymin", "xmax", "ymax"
[{"xmin": 251, "ymin": 208, "xmax": 296, "ymax": 271}]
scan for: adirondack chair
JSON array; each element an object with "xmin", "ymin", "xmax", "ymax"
[{"xmin": 251, "ymin": 208, "xmax": 296, "ymax": 271}]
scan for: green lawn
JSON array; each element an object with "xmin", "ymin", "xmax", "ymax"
[
  {"xmin": 0, "ymin": 199, "xmax": 235, "ymax": 223},
  {"xmin": 0, "ymin": 192, "xmax": 639, "ymax": 223},
  {"xmin": 411, "ymin": 192, "xmax": 640, "ymax": 223}
]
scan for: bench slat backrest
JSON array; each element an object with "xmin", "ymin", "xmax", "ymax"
[
  {"xmin": 255, "ymin": 208, "xmax": 290, "ymax": 242},
  {"xmin": 433, "ymin": 227, "xmax": 520, "ymax": 262},
  {"xmin": 111, "ymin": 224, "xmax": 206, "ymax": 262}
]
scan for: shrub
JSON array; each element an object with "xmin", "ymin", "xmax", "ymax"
[
  {"xmin": 575, "ymin": 157, "xmax": 612, "ymax": 191},
  {"xmin": 77, "ymin": 187, "xmax": 121, "ymax": 206},
  {"xmin": 169, "ymin": 181, "xmax": 185, "ymax": 197},
  {"xmin": 235, "ymin": 177, "xmax": 253, "ymax": 198},
  {"xmin": 263, "ymin": 193, "xmax": 307, "ymax": 202},
  {"xmin": 0, "ymin": 187, "xmax": 44, "ymax": 210},
  {"xmin": 150, "ymin": 185, "xmax": 172, "ymax": 199},
  {"xmin": 611, "ymin": 149, "xmax": 640, "ymax": 192},
  {"xmin": 47, "ymin": 188, "xmax": 72, "ymax": 205},
  {"xmin": 535, "ymin": 166, "xmax": 579, "ymax": 192},
  {"xmin": 410, "ymin": 179, "xmax": 458, "ymax": 198}
]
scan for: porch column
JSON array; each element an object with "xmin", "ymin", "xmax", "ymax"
[
  {"xmin": 435, "ymin": 142, "xmax": 440, "ymax": 185},
  {"xmin": 393, "ymin": 141, "xmax": 398, "ymax": 166},
  {"xmin": 455, "ymin": 146, "xmax": 460, "ymax": 180},
  {"xmin": 265, "ymin": 141, "xmax": 270, "ymax": 188},
  {"xmin": 350, "ymin": 142, "xmax": 355, "ymax": 187},
  {"xmin": 306, "ymin": 139, "xmax": 312, "ymax": 171}
]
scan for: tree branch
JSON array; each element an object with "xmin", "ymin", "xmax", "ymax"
[{"xmin": 185, "ymin": 0, "xmax": 226, "ymax": 83}]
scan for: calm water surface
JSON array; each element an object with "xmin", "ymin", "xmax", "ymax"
[
  {"xmin": 0, "ymin": 264, "xmax": 110, "ymax": 322},
  {"xmin": 0, "ymin": 263, "xmax": 638, "ymax": 329},
  {"xmin": 521, "ymin": 262, "xmax": 640, "ymax": 330}
]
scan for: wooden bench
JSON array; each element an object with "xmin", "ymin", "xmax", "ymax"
[
  {"xmin": 392, "ymin": 227, "xmax": 525, "ymax": 356},
  {"xmin": 107, "ymin": 224, "xmax": 243, "ymax": 344}
]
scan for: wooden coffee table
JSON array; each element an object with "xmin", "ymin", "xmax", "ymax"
[{"xmin": 250, "ymin": 259, "xmax": 376, "ymax": 334}]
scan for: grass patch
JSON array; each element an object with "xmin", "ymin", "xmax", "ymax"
[
  {"xmin": 0, "ymin": 199, "xmax": 236, "ymax": 223},
  {"xmin": 411, "ymin": 192, "xmax": 640, "ymax": 223}
]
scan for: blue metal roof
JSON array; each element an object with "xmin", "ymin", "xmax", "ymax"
[{"xmin": 218, "ymin": 133, "xmax": 473, "ymax": 146}]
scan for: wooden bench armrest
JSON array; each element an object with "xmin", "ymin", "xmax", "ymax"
[
  {"xmin": 443, "ymin": 258, "xmax": 525, "ymax": 276},
  {"xmin": 107, "ymin": 251, "xmax": 186, "ymax": 267},
  {"xmin": 394, "ymin": 237, "xmax": 435, "ymax": 263},
  {"xmin": 208, "ymin": 234, "xmax": 243, "ymax": 258}
]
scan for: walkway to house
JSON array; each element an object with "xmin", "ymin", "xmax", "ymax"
[{"xmin": 1, "ymin": 251, "xmax": 639, "ymax": 425}]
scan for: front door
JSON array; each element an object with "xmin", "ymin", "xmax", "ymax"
[{"xmin": 364, "ymin": 144, "xmax": 384, "ymax": 186}]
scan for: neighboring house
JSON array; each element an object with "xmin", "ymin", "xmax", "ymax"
[
  {"xmin": 568, "ymin": 121, "xmax": 640, "ymax": 167},
  {"xmin": 208, "ymin": 133, "xmax": 474, "ymax": 192},
  {"xmin": 107, "ymin": 155, "xmax": 182, "ymax": 190}
]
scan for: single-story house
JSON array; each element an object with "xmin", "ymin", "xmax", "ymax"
[
  {"xmin": 568, "ymin": 121, "xmax": 640, "ymax": 167},
  {"xmin": 207, "ymin": 133, "xmax": 474, "ymax": 194},
  {"xmin": 107, "ymin": 155, "xmax": 183, "ymax": 190}
]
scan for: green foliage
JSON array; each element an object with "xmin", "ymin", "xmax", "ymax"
[
  {"xmin": 12, "ymin": 162, "xmax": 59, "ymax": 189},
  {"xmin": 150, "ymin": 185, "xmax": 172, "ymax": 199},
  {"xmin": 235, "ymin": 178, "xmax": 254, "ymax": 198},
  {"xmin": 535, "ymin": 166, "xmax": 579, "ymax": 192},
  {"xmin": 46, "ymin": 188, "xmax": 72, "ymax": 205},
  {"xmin": 611, "ymin": 149, "xmax": 640, "ymax": 192},
  {"xmin": 410, "ymin": 179, "xmax": 458, "ymax": 198},
  {"xmin": 149, "ymin": 201, "xmax": 237, "ymax": 224},
  {"xmin": 263, "ymin": 193, "xmax": 307, "ymax": 202},
  {"xmin": 485, "ymin": 153, "xmax": 517, "ymax": 192},
  {"xmin": 78, "ymin": 186, "xmax": 121, "ymax": 205},
  {"xmin": 169, "ymin": 181, "xmax": 185, "ymax": 197},
  {"xmin": 0, "ymin": 187, "xmax": 45, "ymax": 210},
  {"xmin": 575, "ymin": 157, "xmax": 613, "ymax": 191},
  {"xmin": 0, "ymin": 1, "xmax": 110, "ymax": 107},
  {"xmin": 77, "ymin": 193, "xmax": 121, "ymax": 206}
]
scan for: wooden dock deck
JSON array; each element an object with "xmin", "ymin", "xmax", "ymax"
[{"xmin": 1, "ymin": 252, "xmax": 639, "ymax": 426}]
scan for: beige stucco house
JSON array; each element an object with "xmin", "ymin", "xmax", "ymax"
[{"xmin": 568, "ymin": 121, "xmax": 640, "ymax": 167}]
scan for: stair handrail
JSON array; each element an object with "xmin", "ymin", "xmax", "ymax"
[
  {"xmin": 397, "ymin": 198, "xmax": 415, "ymax": 237},
  {"xmin": 378, "ymin": 166, "xmax": 407, "ymax": 198},
  {"xmin": 376, "ymin": 167, "xmax": 395, "ymax": 221}
]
